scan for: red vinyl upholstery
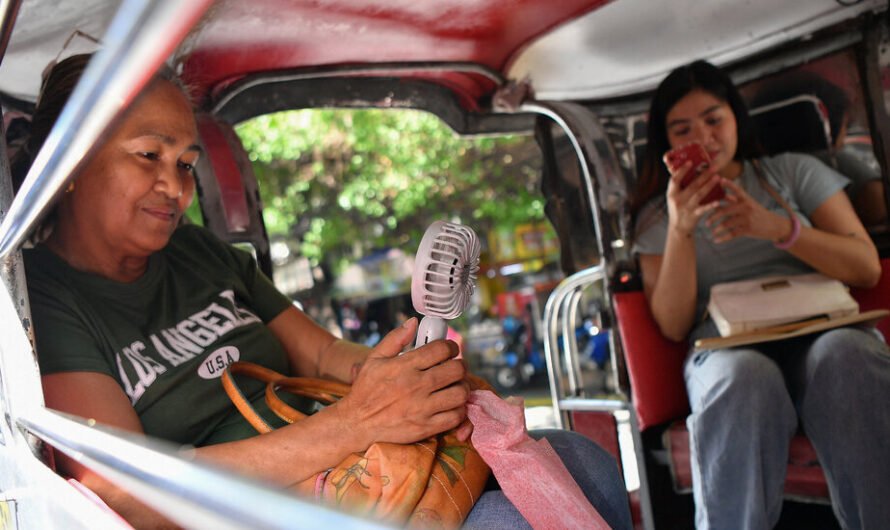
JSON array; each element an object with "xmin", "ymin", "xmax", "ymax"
[
  {"xmin": 571, "ymin": 410, "xmax": 622, "ymax": 474},
  {"xmin": 850, "ymin": 257, "xmax": 890, "ymax": 338},
  {"xmin": 613, "ymin": 291, "xmax": 689, "ymax": 431},
  {"xmin": 664, "ymin": 421, "xmax": 829, "ymax": 500},
  {"xmin": 196, "ymin": 114, "xmax": 252, "ymax": 233}
]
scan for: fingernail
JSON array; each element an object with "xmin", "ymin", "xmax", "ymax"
[{"xmin": 402, "ymin": 317, "xmax": 417, "ymax": 329}]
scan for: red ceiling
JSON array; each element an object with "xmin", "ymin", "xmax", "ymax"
[{"xmin": 181, "ymin": 0, "xmax": 610, "ymax": 108}]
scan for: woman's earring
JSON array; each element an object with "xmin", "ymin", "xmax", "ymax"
[{"xmin": 66, "ymin": 182, "xmax": 75, "ymax": 193}]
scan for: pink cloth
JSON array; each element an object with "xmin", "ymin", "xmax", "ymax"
[{"xmin": 466, "ymin": 390, "xmax": 610, "ymax": 530}]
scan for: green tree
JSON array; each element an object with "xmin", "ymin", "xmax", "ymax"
[{"xmin": 236, "ymin": 109, "xmax": 545, "ymax": 274}]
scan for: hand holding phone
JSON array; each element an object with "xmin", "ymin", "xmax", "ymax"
[{"xmin": 663, "ymin": 142, "xmax": 725, "ymax": 204}]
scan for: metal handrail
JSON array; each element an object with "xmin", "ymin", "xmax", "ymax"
[
  {"xmin": 560, "ymin": 288, "xmax": 585, "ymax": 396},
  {"xmin": 0, "ymin": 0, "xmax": 21, "ymax": 69},
  {"xmin": 19, "ymin": 408, "xmax": 386, "ymax": 530},
  {"xmin": 0, "ymin": 0, "xmax": 212, "ymax": 259},
  {"xmin": 541, "ymin": 264, "xmax": 604, "ymax": 429}
]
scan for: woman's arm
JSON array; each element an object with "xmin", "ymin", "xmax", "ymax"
[
  {"xmin": 786, "ymin": 191, "xmax": 880, "ymax": 287},
  {"xmin": 640, "ymin": 166, "xmax": 723, "ymax": 341},
  {"xmin": 264, "ymin": 305, "xmax": 368, "ymax": 382},
  {"xmin": 42, "ymin": 373, "xmax": 181, "ymax": 529},
  {"xmin": 41, "ymin": 319, "xmax": 468, "ymax": 528},
  {"xmin": 640, "ymin": 240, "xmax": 698, "ymax": 342},
  {"xmin": 711, "ymin": 181, "xmax": 880, "ymax": 288}
]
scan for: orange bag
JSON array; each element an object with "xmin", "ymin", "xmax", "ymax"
[{"xmin": 221, "ymin": 361, "xmax": 490, "ymax": 528}]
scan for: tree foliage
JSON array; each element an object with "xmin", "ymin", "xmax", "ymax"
[{"xmin": 236, "ymin": 109, "xmax": 544, "ymax": 273}]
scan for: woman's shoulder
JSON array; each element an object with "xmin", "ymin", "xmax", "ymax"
[
  {"xmin": 758, "ymin": 152, "xmax": 829, "ymax": 173},
  {"xmin": 635, "ymin": 198, "xmax": 667, "ymax": 229},
  {"xmin": 165, "ymin": 224, "xmax": 255, "ymax": 275},
  {"xmin": 167, "ymin": 224, "xmax": 234, "ymax": 258},
  {"xmin": 23, "ymin": 244, "xmax": 74, "ymax": 289}
]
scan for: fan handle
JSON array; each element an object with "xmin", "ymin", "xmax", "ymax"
[{"xmin": 414, "ymin": 315, "xmax": 448, "ymax": 349}]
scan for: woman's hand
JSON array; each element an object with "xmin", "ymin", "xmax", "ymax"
[
  {"xmin": 336, "ymin": 318, "xmax": 469, "ymax": 449},
  {"xmin": 665, "ymin": 161, "xmax": 722, "ymax": 237},
  {"xmin": 706, "ymin": 178, "xmax": 791, "ymax": 244}
]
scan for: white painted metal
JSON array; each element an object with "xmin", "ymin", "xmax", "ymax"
[
  {"xmin": 0, "ymin": 0, "xmax": 118, "ymax": 100},
  {"xmin": 509, "ymin": 0, "xmax": 888, "ymax": 100},
  {"xmin": 0, "ymin": 268, "xmax": 131, "ymax": 529}
]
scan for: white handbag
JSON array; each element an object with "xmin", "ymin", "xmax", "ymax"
[{"xmin": 707, "ymin": 272, "xmax": 859, "ymax": 337}]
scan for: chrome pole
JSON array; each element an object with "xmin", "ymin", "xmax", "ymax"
[
  {"xmin": 0, "ymin": 0, "xmax": 31, "ymax": 350},
  {"xmin": 20, "ymin": 408, "xmax": 386, "ymax": 530},
  {"xmin": 0, "ymin": 0, "xmax": 22, "ymax": 67},
  {"xmin": 0, "ymin": 0, "xmax": 214, "ymax": 259},
  {"xmin": 541, "ymin": 265, "xmax": 604, "ymax": 428},
  {"xmin": 560, "ymin": 288, "xmax": 583, "ymax": 396}
]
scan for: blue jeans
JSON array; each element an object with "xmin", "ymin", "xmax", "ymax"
[
  {"xmin": 685, "ymin": 327, "xmax": 890, "ymax": 530},
  {"xmin": 462, "ymin": 429, "xmax": 632, "ymax": 530}
]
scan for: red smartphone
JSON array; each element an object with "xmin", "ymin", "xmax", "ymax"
[{"xmin": 663, "ymin": 142, "xmax": 725, "ymax": 204}]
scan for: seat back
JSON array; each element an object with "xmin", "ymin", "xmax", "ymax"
[
  {"xmin": 613, "ymin": 290, "xmax": 689, "ymax": 431},
  {"xmin": 194, "ymin": 114, "xmax": 274, "ymax": 276},
  {"xmin": 749, "ymin": 95, "xmax": 833, "ymax": 156}
]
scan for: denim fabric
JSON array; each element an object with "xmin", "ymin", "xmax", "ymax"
[
  {"xmin": 685, "ymin": 327, "xmax": 890, "ymax": 530},
  {"xmin": 463, "ymin": 429, "xmax": 632, "ymax": 530}
]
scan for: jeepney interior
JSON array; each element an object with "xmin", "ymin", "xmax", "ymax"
[{"xmin": 1, "ymin": 1, "xmax": 889, "ymax": 529}]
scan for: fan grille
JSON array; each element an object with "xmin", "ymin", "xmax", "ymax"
[{"xmin": 412, "ymin": 222, "xmax": 480, "ymax": 319}]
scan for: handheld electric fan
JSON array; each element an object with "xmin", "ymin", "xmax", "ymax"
[{"xmin": 411, "ymin": 221, "xmax": 480, "ymax": 349}]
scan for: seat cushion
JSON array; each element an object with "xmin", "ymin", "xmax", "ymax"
[{"xmin": 664, "ymin": 421, "xmax": 830, "ymax": 502}]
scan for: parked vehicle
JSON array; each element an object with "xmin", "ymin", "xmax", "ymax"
[{"xmin": 1, "ymin": 0, "xmax": 888, "ymax": 528}]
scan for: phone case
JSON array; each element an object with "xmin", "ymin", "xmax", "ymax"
[{"xmin": 663, "ymin": 142, "xmax": 725, "ymax": 204}]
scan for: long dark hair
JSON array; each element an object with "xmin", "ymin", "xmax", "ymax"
[{"xmin": 631, "ymin": 60, "xmax": 763, "ymax": 218}]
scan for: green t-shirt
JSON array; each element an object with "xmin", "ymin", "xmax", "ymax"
[{"xmin": 25, "ymin": 225, "xmax": 294, "ymax": 446}]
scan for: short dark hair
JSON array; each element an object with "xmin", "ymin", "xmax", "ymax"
[{"xmin": 631, "ymin": 60, "xmax": 763, "ymax": 217}]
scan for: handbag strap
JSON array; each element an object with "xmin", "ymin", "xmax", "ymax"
[
  {"xmin": 751, "ymin": 159, "xmax": 797, "ymax": 220},
  {"xmin": 265, "ymin": 376, "xmax": 349, "ymax": 424},
  {"xmin": 222, "ymin": 361, "xmax": 352, "ymax": 431},
  {"xmin": 221, "ymin": 361, "xmax": 281, "ymax": 433}
]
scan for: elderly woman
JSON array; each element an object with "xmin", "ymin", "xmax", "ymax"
[{"xmin": 20, "ymin": 55, "xmax": 631, "ymax": 529}]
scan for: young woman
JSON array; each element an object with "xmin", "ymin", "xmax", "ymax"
[
  {"xmin": 21, "ymin": 55, "xmax": 631, "ymax": 529},
  {"xmin": 632, "ymin": 60, "xmax": 890, "ymax": 530}
]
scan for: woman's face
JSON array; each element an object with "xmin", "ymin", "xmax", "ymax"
[
  {"xmin": 665, "ymin": 89, "xmax": 739, "ymax": 175},
  {"xmin": 62, "ymin": 79, "xmax": 200, "ymax": 259}
]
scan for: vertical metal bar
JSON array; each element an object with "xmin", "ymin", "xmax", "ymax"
[
  {"xmin": 0, "ymin": 109, "xmax": 30, "ymax": 329},
  {"xmin": 0, "ymin": 0, "xmax": 214, "ymax": 259},
  {"xmin": 626, "ymin": 409, "xmax": 656, "ymax": 530},
  {"xmin": 0, "ymin": 0, "xmax": 25, "ymax": 320},
  {"xmin": 543, "ymin": 283, "xmax": 570, "ymax": 429},
  {"xmin": 0, "ymin": 0, "xmax": 38, "ymax": 457},
  {"xmin": 542, "ymin": 266, "xmax": 604, "ymax": 427},
  {"xmin": 560, "ymin": 288, "xmax": 583, "ymax": 396},
  {"xmin": 0, "ymin": 0, "xmax": 21, "ymax": 68}
]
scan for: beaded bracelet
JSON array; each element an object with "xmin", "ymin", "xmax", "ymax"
[{"xmin": 774, "ymin": 215, "xmax": 801, "ymax": 250}]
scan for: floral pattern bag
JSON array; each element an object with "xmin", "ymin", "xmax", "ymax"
[{"xmin": 221, "ymin": 361, "xmax": 491, "ymax": 529}]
